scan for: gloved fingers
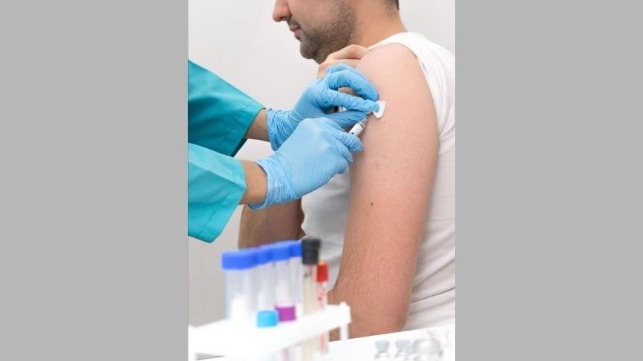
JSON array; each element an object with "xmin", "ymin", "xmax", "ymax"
[
  {"xmin": 325, "ymin": 63, "xmax": 371, "ymax": 77},
  {"xmin": 336, "ymin": 158, "xmax": 350, "ymax": 174},
  {"xmin": 251, "ymin": 155, "xmax": 296, "ymax": 209},
  {"xmin": 324, "ymin": 140, "xmax": 351, "ymax": 175},
  {"xmin": 324, "ymin": 67, "xmax": 379, "ymax": 101},
  {"xmin": 318, "ymin": 59, "xmax": 361, "ymax": 78},
  {"xmin": 324, "ymin": 64, "xmax": 373, "ymax": 93},
  {"xmin": 328, "ymin": 134, "xmax": 354, "ymax": 164},
  {"xmin": 321, "ymin": 90, "xmax": 379, "ymax": 115},
  {"xmin": 299, "ymin": 116, "xmax": 342, "ymax": 132},
  {"xmin": 324, "ymin": 63, "xmax": 354, "ymax": 75},
  {"xmin": 331, "ymin": 128, "xmax": 364, "ymax": 153},
  {"xmin": 266, "ymin": 109, "xmax": 291, "ymax": 151},
  {"xmin": 324, "ymin": 110, "xmax": 367, "ymax": 129},
  {"xmin": 317, "ymin": 117, "xmax": 363, "ymax": 153},
  {"xmin": 295, "ymin": 116, "xmax": 362, "ymax": 154}
]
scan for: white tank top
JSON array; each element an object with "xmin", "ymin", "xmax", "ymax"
[{"xmin": 301, "ymin": 32, "xmax": 455, "ymax": 330}]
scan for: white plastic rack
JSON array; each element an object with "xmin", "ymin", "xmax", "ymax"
[{"xmin": 189, "ymin": 302, "xmax": 351, "ymax": 361}]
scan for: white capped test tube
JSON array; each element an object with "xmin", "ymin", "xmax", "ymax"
[{"xmin": 221, "ymin": 249, "xmax": 257, "ymax": 325}]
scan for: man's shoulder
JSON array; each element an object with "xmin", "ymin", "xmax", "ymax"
[
  {"xmin": 369, "ymin": 32, "xmax": 454, "ymax": 67},
  {"xmin": 356, "ymin": 42, "xmax": 421, "ymax": 84}
]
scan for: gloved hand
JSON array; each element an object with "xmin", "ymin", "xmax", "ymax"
[
  {"xmin": 250, "ymin": 117, "xmax": 363, "ymax": 209},
  {"xmin": 267, "ymin": 64, "xmax": 379, "ymax": 150}
]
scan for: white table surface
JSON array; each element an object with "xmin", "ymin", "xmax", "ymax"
[{"xmin": 206, "ymin": 323, "xmax": 455, "ymax": 361}]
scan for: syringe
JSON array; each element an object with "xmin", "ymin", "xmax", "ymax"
[
  {"xmin": 348, "ymin": 100, "xmax": 386, "ymax": 136},
  {"xmin": 348, "ymin": 120, "xmax": 367, "ymax": 136}
]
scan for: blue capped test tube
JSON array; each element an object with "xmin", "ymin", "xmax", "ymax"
[
  {"xmin": 269, "ymin": 242, "xmax": 295, "ymax": 320},
  {"xmin": 256, "ymin": 245, "xmax": 275, "ymax": 311},
  {"xmin": 221, "ymin": 249, "xmax": 257, "ymax": 325},
  {"xmin": 268, "ymin": 242, "xmax": 298, "ymax": 361},
  {"xmin": 279, "ymin": 240, "xmax": 303, "ymax": 316}
]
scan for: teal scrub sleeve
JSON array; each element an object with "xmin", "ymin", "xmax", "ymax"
[
  {"xmin": 188, "ymin": 143, "xmax": 246, "ymax": 242},
  {"xmin": 188, "ymin": 60, "xmax": 264, "ymax": 156}
]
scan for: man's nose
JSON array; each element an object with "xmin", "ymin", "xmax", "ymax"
[{"xmin": 272, "ymin": 0, "xmax": 291, "ymax": 22}]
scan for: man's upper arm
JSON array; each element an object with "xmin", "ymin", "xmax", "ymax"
[
  {"xmin": 331, "ymin": 43, "xmax": 439, "ymax": 335},
  {"xmin": 238, "ymin": 201, "xmax": 305, "ymax": 249}
]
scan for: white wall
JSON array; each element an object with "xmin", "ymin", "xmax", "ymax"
[{"xmin": 188, "ymin": 0, "xmax": 455, "ymax": 326}]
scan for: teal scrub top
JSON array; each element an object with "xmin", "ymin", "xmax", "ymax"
[{"xmin": 188, "ymin": 60, "xmax": 263, "ymax": 242}]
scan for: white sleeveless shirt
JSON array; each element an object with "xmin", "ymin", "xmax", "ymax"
[{"xmin": 301, "ymin": 32, "xmax": 455, "ymax": 330}]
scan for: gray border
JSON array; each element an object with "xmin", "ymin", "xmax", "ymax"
[
  {"xmin": 2, "ymin": 1, "xmax": 187, "ymax": 359},
  {"xmin": 4, "ymin": 0, "xmax": 641, "ymax": 359},
  {"xmin": 459, "ymin": 0, "xmax": 641, "ymax": 359}
]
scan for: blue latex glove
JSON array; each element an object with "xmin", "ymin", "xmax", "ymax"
[
  {"xmin": 267, "ymin": 64, "xmax": 380, "ymax": 150},
  {"xmin": 250, "ymin": 116, "xmax": 363, "ymax": 209}
]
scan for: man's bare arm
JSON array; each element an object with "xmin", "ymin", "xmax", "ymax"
[
  {"xmin": 238, "ymin": 201, "xmax": 305, "ymax": 248},
  {"xmin": 328, "ymin": 43, "xmax": 439, "ymax": 338}
]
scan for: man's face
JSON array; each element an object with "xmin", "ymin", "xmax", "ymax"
[{"xmin": 272, "ymin": 0, "xmax": 357, "ymax": 64}]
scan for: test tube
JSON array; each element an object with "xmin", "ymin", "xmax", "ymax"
[
  {"xmin": 256, "ymin": 310, "xmax": 280, "ymax": 361},
  {"xmin": 269, "ymin": 242, "xmax": 295, "ymax": 318},
  {"xmin": 280, "ymin": 240, "xmax": 303, "ymax": 316},
  {"xmin": 316, "ymin": 261, "xmax": 330, "ymax": 361},
  {"xmin": 256, "ymin": 245, "xmax": 275, "ymax": 311},
  {"xmin": 221, "ymin": 249, "xmax": 257, "ymax": 325},
  {"xmin": 267, "ymin": 242, "xmax": 298, "ymax": 361},
  {"xmin": 301, "ymin": 237, "xmax": 321, "ymax": 361},
  {"xmin": 302, "ymin": 238, "xmax": 321, "ymax": 312}
]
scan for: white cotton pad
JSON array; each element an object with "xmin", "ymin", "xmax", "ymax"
[{"xmin": 372, "ymin": 101, "xmax": 386, "ymax": 118}]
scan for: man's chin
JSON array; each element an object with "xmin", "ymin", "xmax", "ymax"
[
  {"xmin": 299, "ymin": 43, "xmax": 325, "ymax": 63},
  {"xmin": 299, "ymin": 46, "xmax": 315, "ymax": 61}
]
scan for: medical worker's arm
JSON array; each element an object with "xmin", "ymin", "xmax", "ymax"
[
  {"xmin": 190, "ymin": 60, "xmax": 378, "ymax": 150},
  {"xmin": 188, "ymin": 60, "xmax": 264, "ymax": 156},
  {"xmin": 190, "ymin": 117, "xmax": 364, "ymax": 243},
  {"xmin": 189, "ymin": 143, "xmax": 249, "ymax": 242},
  {"xmin": 327, "ymin": 44, "xmax": 439, "ymax": 338},
  {"xmin": 244, "ymin": 110, "xmax": 269, "ymax": 142}
]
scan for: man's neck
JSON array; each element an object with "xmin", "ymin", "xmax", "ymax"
[{"xmin": 350, "ymin": 8, "xmax": 406, "ymax": 48}]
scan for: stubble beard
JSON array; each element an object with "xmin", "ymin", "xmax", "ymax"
[{"xmin": 297, "ymin": 5, "xmax": 356, "ymax": 64}]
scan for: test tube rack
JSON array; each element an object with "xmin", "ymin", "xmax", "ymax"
[{"xmin": 189, "ymin": 302, "xmax": 351, "ymax": 361}]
